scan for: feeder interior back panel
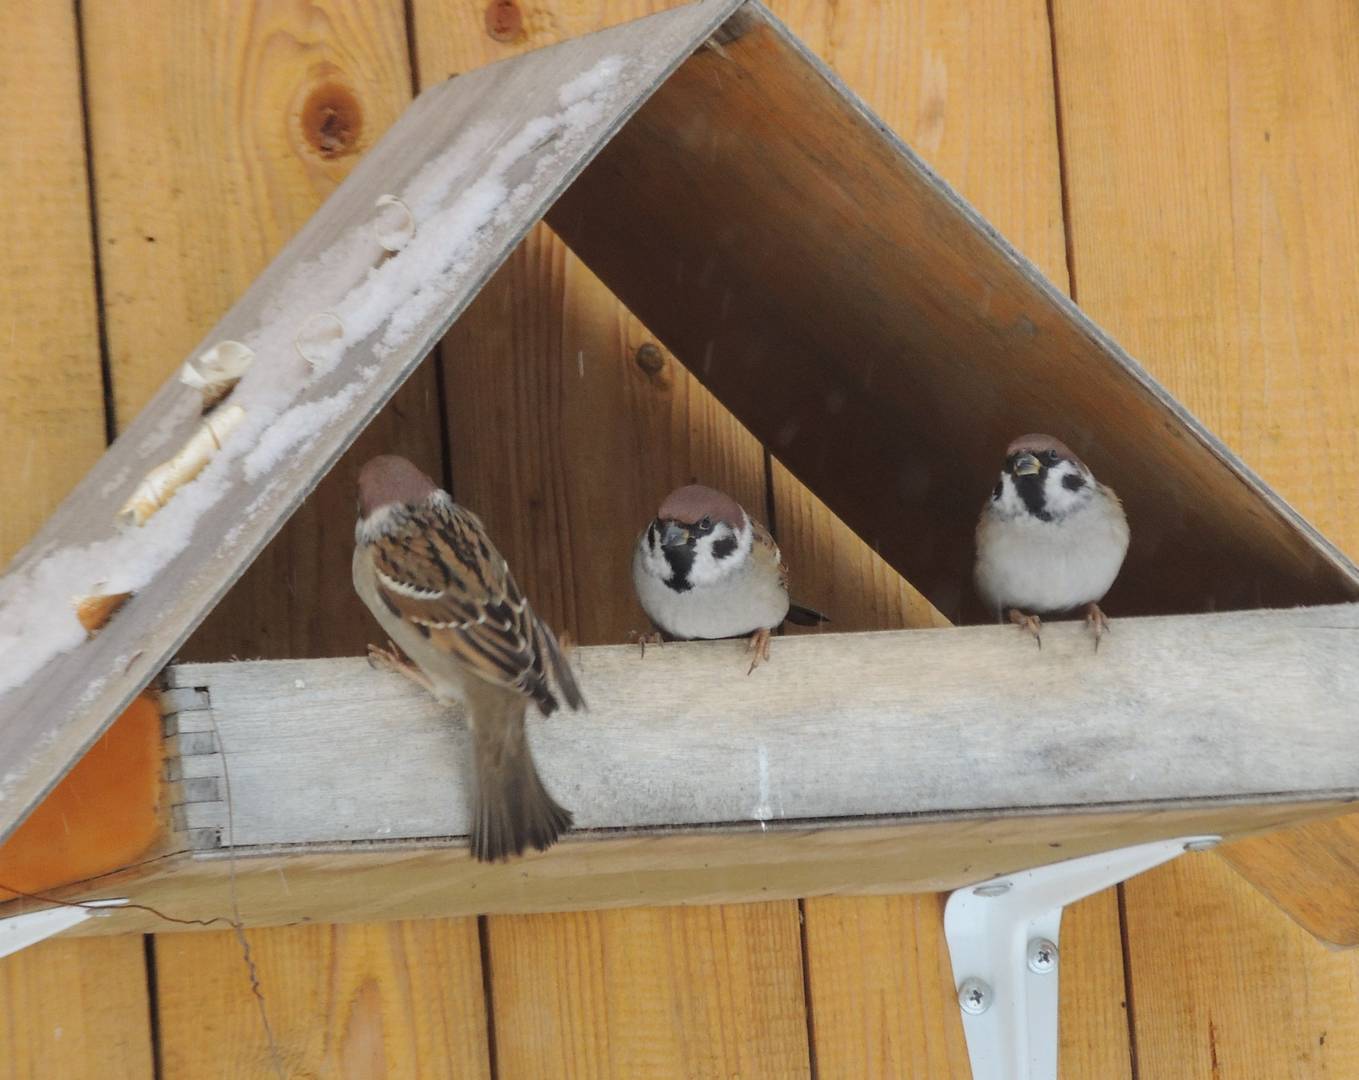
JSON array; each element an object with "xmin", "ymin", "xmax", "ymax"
[{"xmin": 548, "ymin": 2, "xmax": 1359, "ymax": 621}]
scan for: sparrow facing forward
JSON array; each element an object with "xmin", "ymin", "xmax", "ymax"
[
  {"xmin": 632, "ymin": 484, "xmax": 827, "ymax": 671},
  {"xmin": 974, "ymin": 434, "xmax": 1129, "ymax": 648},
  {"xmin": 353, "ymin": 455, "xmax": 582, "ymax": 862}
]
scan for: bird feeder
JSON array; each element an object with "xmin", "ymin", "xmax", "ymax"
[{"xmin": 2, "ymin": 4, "xmax": 1357, "ymax": 1047}]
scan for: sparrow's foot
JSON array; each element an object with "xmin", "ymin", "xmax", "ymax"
[
  {"xmin": 1008, "ymin": 608, "xmax": 1043, "ymax": 650},
  {"xmin": 367, "ymin": 640, "xmax": 435, "ymax": 693},
  {"xmin": 746, "ymin": 626, "xmax": 773, "ymax": 675},
  {"xmin": 630, "ymin": 630, "xmax": 663, "ymax": 659},
  {"xmin": 1084, "ymin": 603, "xmax": 1111, "ymax": 652}
]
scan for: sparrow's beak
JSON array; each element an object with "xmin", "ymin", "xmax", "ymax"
[
  {"xmin": 660, "ymin": 521, "xmax": 690, "ymax": 549},
  {"xmin": 1012, "ymin": 452, "xmax": 1041, "ymax": 477}
]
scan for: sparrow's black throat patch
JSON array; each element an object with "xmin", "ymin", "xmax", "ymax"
[
  {"xmin": 662, "ymin": 544, "xmax": 695, "ymax": 592},
  {"xmin": 1013, "ymin": 473, "xmax": 1053, "ymax": 522}
]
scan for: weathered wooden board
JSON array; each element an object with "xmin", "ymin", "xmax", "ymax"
[
  {"xmin": 0, "ymin": 0, "xmax": 743, "ymax": 849},
  {"xmin": 548, "ymin": 1, "xmax": 1359, "ymax": 626},
  {"xmin": 32, "ymin": 801, "xmax": 1347, "ymax": 938},
  {"xmin": 155, "ymin": 606, "xmax": 1359, "ymax": 852}
]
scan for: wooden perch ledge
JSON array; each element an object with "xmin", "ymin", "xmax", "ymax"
[{"xmin": 4, "ymin": 603, "xmax": 1357, "ymax": 938}]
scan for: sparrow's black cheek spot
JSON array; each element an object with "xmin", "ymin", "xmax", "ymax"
[
  {"xmin": 712, "ymin": 535, "xmax": 738, "ymax": 560},
  {"xmin": 1062, "ymin": 472, "xmax": 1087, "ymax": 492}
]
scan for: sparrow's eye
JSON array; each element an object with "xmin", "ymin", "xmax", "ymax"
[
  {"xmin": 698, "ymin": 515, "xmax": 712, "ymax": 530},
  {"xmin": 1044, "ymin": 450, "xmax": 1060, "ymax": 464}
]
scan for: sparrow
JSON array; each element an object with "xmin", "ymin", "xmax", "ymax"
[
  {"xmin": 974, "ymin": 434, "xmax": 1129, "ymax": 648},
  {"xmin": 352, "ymin": 455, "xmax": 582, "ymax": 862},
  {"xmin": 632, "ymin": 484, "xmax": 828, "ymax": 672}
]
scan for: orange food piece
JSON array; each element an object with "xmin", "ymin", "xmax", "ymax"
[{"xmin": 0, "ymin": 694, "xmax": 164, "ymax": 899}]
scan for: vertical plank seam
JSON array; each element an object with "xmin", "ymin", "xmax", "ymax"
[
  {"xmin": 1044, "ymin": 0, "xmax": 1080, "ymax": 299},
  {"xmin": 143, "ymin": 935, "xmax": 165, "ymax": 1080},
  {"xmin": 1117, "ymin": 883, "xmax": 1142, "ymax": 1079},
  {"xmin": 1049, "ymin": 6, "xmax": 1140, "ymax": 1075},
  {"xmin": 478, "ymin": 915, "xmax": 502, "ymax": 1080},
  {"xmin": 400, "ymin": 0, "xmax": 458, "ymax": 495},
  {"xmin": 797, "ymin": 898, "xmax": 820, "ymax": 1079},
  {"xmin": 71, "ymin": 0, "xmax": 118, "ymax": 443}
]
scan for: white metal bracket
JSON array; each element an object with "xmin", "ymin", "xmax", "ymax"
[
  {"xmin": 0, "ymin": 898, "xmax": 128, "ymax": 960},
  {"xmin": 944, "ymin": 835, "xmax": 1220, "ymax": 1080}
]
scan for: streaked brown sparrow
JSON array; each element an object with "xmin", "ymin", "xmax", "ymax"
[{"xmin": 353, "ymin": 455, "xmax": 581, "ymax": 861}]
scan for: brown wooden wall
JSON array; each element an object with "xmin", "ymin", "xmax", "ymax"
[{"xmin": 2, "ymin": 1, "xmax": 1358, "ymax": 1076}]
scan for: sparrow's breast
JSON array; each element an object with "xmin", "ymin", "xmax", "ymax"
[
  {"xmin": 975, "ymin": 495, "xmax": 1129, "ymax": 615},
  {"xmin": 633, "ymin": 545, "xmax": 790, "ymax": 640}
]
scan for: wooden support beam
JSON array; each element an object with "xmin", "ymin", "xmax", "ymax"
[{"xmin": 6, "ymin": 603, "xmax": 1355, "ymax": 937}]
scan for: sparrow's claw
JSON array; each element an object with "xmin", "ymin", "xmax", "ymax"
[
  {"xmin": 1084, "ymin": 603, "xmax": 1111, "ymax": 652},
  {"xmin": 630, "ymin": 629, "xmax": 664, "ymax": 659},
  {"xmin": 746, "ymin": 627, "xmax": 773, "ymax": 675},
  {"xmin": 367, "ymin": 641, "xmax": 435, "ymax": 693},
  {"xmin": 1008, "ymin": 609, "xmax": 1043, "ymax": 650}
]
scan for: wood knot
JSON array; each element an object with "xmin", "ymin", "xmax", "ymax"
[
  {"xmin": 634, "ymin": 343, "xmax": 665, "ymax": 377},
  {"xmin": 301, "ymin": 81, "xmax": 363, "ymax": 159},
  {"xmin": 484, "ymin": 0, "xmax": 523, "ymax": 42}
]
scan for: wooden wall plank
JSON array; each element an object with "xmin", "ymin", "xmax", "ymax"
[
  {"xmin": 0, "ymin": 938, "xmax": 154, "ymax": 1080},
  {"xmin": 0, "ymin": 0, "xmax": 105, "ymax": 559},
  {"xmin": 766, "ymin": 1, "xmax": 1131, "ymax": 1075},
  {"xmin": 412, "ymin": 3, "xmax": 811, "ymax": 1075},
  {"xmin": 155, "ymin": 920, "xmax": 490, "ymax": 1079},
  {"xmin": 1052, "ymin": 0, "xmax": 1359, "ymax": 1070},
  {"xmin": 0, "ymin": 3, "xmax": 154, "ymax": 1076},
  {"xmin": 1122, "ymin": 855, "xmax": 1359, "ymax": 1077},
  {"xmin": 78, "ymin": 2, "xmax": 487, "ymax": 1075},
  {"xmin": 487, "ymin": 905, "xmax": 809, "ymax": 1078}
]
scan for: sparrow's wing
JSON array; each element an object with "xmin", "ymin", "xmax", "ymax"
[
  {"xmin": 752, "ymin": 520, "xmax": 829, "ymax": 625},
  {"xmin": 751, "ymin": 520, "xmax": 790, "ymax": 594},
  {"xmin": 368, "ymin": 499, "xmax": 561, "ymax": 714}
]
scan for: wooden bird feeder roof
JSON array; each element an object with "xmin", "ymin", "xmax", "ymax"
[{"xmin": 1, "ymin": 0, "xmax": 1357, "ymax": 909}]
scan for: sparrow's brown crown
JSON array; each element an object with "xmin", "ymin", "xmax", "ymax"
[
  {"xmin": 357, "ymin": 455, "xmax": 439, "ymax": 518},
  {"xmin": 656, "ymin": 484, "xmax": 745, "ymax": 528},
  {"xmin": 1005, "ymin": 433, "xmax": 1083, "ymax": 468}
]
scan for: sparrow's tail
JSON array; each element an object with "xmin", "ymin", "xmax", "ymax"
[
  {"xmin": 470, "ymin": 695, "xmax": 573, "ymax": 863},
  {"xmin": 786, "ymin": 602, "xmax": 831, "ymax": 627}
]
